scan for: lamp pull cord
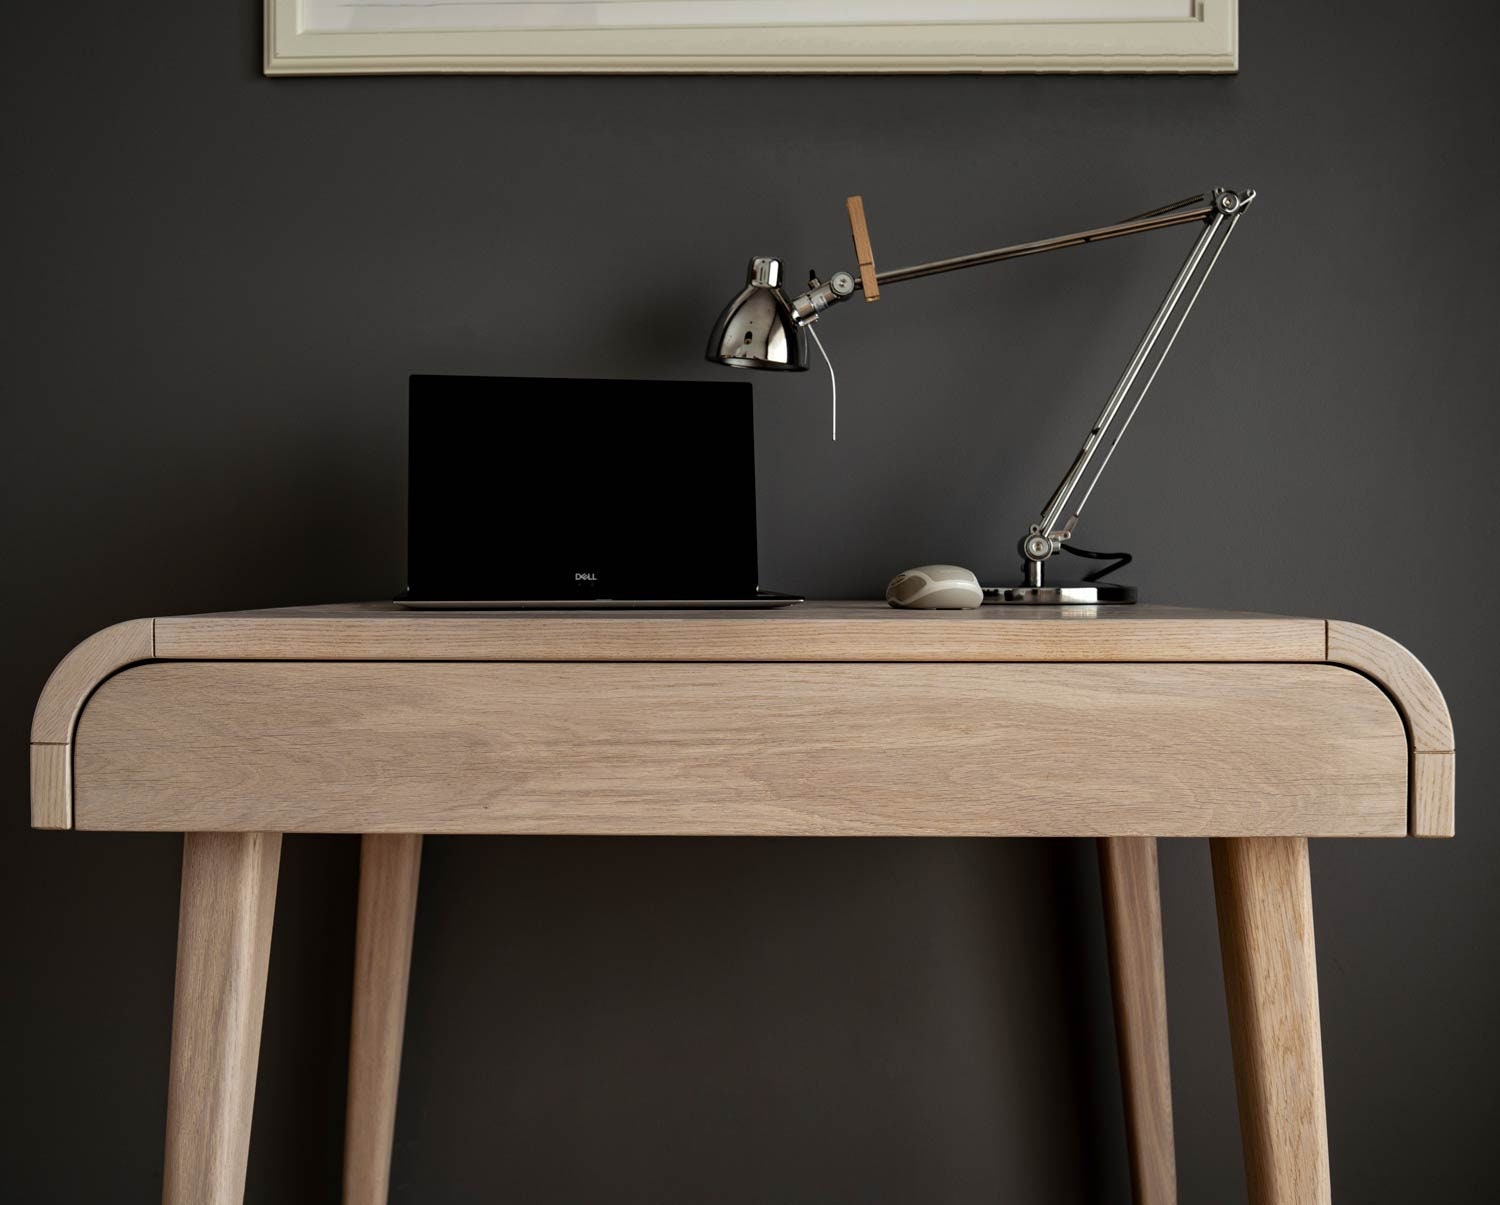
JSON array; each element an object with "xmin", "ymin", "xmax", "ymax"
[{"xmin": 807, "ymin": 324, "xmax": 837, "ymax": 441}]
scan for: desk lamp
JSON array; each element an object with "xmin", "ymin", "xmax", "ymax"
[{"xmin": 706, "ymin": 187, "xmax": 1255, "ymax": 603}]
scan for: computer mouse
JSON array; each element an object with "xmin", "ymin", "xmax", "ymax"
[{"xmin": 885, "ymin": 565, "xmax": 985, "ymax": 609}]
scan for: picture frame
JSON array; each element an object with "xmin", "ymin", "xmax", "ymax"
[{"xmin": 264, "ymin": 0, "xmax": 1238, "ymax": 76}]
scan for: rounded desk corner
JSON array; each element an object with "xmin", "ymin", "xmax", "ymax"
[
  {"xmin": 1325, "ymin": 621, "xmax": 1453, "ymax": 753},
  {"xmin": 1326, "ymin": 620, "xmax": 1454, "ymax": 839},
  {"xmin": 30, "ymin": 619, "xmax": 155, "ymax": 831},
  {"xmin": 31, "ymin": 618, "xmax": 157, "ymax": 746}
]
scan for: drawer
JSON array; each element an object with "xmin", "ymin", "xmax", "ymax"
[{"xmin": 73, "ymin": 661, "xmax": 1407, "ymax": 836}]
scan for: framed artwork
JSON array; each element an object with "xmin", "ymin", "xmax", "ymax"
[{"xmin": 265, "ymin": 0, "xmax": 1238, "ymax": 75}]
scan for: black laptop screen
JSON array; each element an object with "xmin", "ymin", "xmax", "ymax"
[{"xmin": 407, "ymin": 375, "xmax": 758, "ymax": 600}]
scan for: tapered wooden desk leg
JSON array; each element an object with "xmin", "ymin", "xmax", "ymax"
[
  {"xmin": 1099, "ymin": 837, "xmax": 1177, "ymax": 1205},
  {"xmin": 343, "ymin": 834, "xmax": 423, "ymax": 1205},
  {"xmin": 163, "ymin": 832, "xmax": 282, "ymax": 1205},
  {"xmin": 1210, "ymin": 837, "xmax": 1331, "ymax": 1205}
]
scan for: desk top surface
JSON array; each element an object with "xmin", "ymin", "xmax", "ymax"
[{"xmin": 152, "ymin": 600, "xmax": 1329, "ymax": 663}]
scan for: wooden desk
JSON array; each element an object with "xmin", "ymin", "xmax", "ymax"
[{"xmin": 29, "ymin": 602, "xmax": 1454, "ymax": 1205}]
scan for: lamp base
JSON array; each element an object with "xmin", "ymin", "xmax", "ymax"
[{"xmin": 982, "ymin": 583, "xmax": 1137, "ymax": 605}]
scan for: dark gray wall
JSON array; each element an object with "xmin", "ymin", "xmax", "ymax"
[{"xmin": 5, "ymin": 2, "xmax": 1497, "ymax": 1201}]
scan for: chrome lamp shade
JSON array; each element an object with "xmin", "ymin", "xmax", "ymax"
[{"xmin": 705, "ymin": 256, "xmax": 808, "ymax": 371}]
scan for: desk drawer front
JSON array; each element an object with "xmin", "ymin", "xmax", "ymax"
[{"xmin": 73, "ymin": 662, "xmax": 1407, "ymax": 836}]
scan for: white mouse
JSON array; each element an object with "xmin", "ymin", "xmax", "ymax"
[{"xmin": 885, "ymin": 564, "xmax": 985, "ymax": 609}]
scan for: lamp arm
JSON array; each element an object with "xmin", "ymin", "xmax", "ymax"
[
  {"xmin": 786, "ymin": 187, "xmax": 1255, "ymax": 585},
  {"xmin": 872, "ymin": 199, "xmax": 1215, "ymax": 289},
  {"xmin": 788, "ymin": 194, "xmax": 1217, "ymax": 321},
  {"xmin": 1022, "ymin": 188, "xmax": 1252, "ymax": 581}
]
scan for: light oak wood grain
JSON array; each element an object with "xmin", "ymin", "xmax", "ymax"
[
  {"xmin": 37, "ymin": 606, "xmax": 1454, "ymax": 839},
  {"xmin": 29, "ymin": 744, "xmax": 71, "ymax": 831},
  {"xmin": 163, "ymin": 832, "xmax": 281, "ymax": 1205},
  {"xmin": 1326, "ymin": 621, "xmax": 1452, "ymax": 752},
  {"xmin": 846, "ymin": 195, "xmax": 880, "ymax": 302},
  {"xmin": 344, "ymin": 835, "xmax": 423, "ymax": 1205},
  {"xmin": 30, "ymin": 617, "xmax": 154, "ymax": 743},
  {"xmin": 152, "ymin": 601, "xmax": 1328, "ymax": 665},
  {"xmin": 28, "ymin": 617, "xmax": 153, "ymax": 829},
  {"xmin": 1325, "ymin": 622, "xmax": 1454, "ymax": 836},
  {"xmin": 73, "ymin": 661, "xmax": 1407, "ymax": 836},
  {"xmin": 1099, "ymin": 837, "xmax": 1177, "ymax": 1205},
  {"xmin": 1411, "ymin": 752, "xmax": 1455, "ymax": 838},
  {"xmin": 1211, "ymin": 837, "xmax": 1330, "ymax": 1205}
]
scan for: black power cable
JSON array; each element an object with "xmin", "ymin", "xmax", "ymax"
[{"xmin": 1059, "ymin": 543, "xmax": 1133, "ymax": 582}]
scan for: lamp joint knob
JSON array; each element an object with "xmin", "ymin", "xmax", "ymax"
[{"xmin": 1022, "ymin": 533, "xmax": 1057, "ymax": 562}]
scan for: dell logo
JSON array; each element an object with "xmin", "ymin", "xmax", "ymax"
[{"xmin": 574, "ymin": 572, "xmax": 597, "ymax": 582}]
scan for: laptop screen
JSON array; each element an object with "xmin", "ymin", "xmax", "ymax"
[{"xmin": 407, "ymin": 375, "xmax": 759, "ymax": 600}]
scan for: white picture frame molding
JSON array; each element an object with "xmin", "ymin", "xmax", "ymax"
[{"xmin": 264, "ymin": 1, "xmax": 1238, "ymax": 76}]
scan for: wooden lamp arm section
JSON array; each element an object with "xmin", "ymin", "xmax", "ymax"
[{"xmin": 846, "ymin": 195, "xmax": 880, "ymax": 302}]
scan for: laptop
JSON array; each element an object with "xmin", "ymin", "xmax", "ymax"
[{"xmin": 396, "ymin": 374, "xmax": 803, "ymax": 609}]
